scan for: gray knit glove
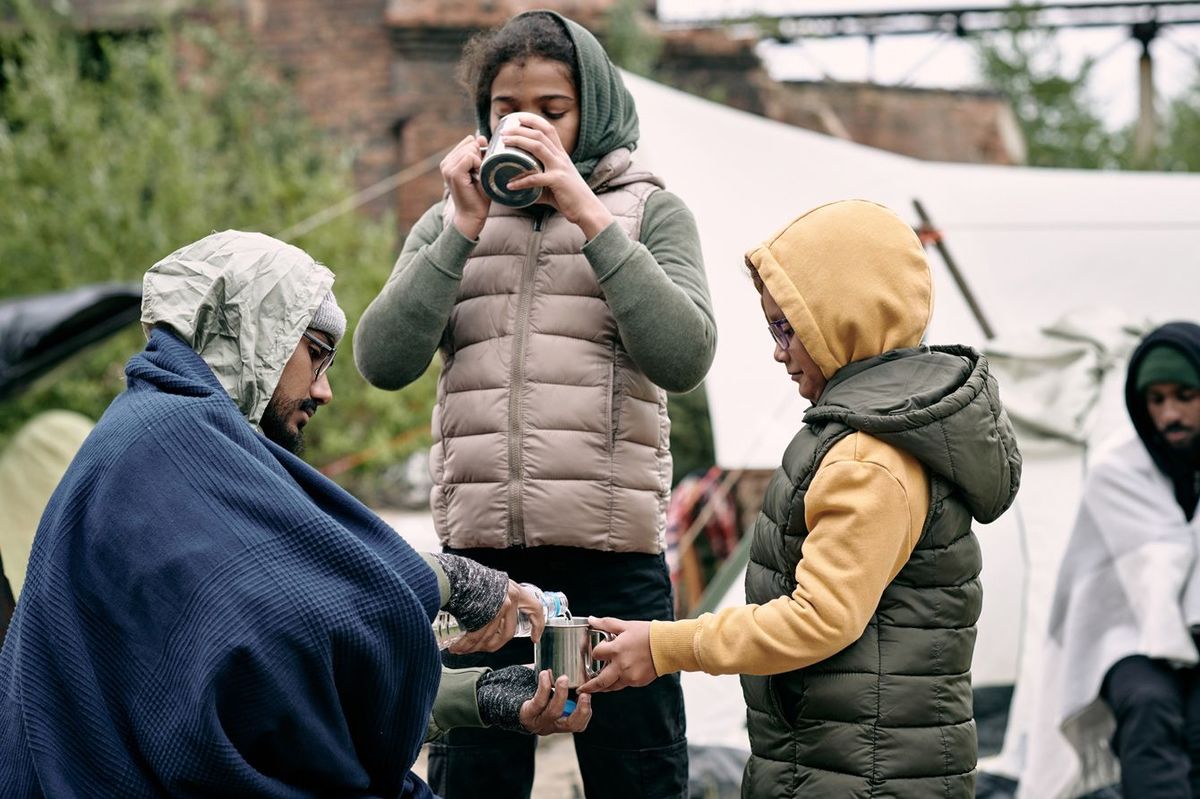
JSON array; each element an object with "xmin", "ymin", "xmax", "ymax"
[
  {"xmin": 432, "ymin": 553, "xmax": 509, "ymax": 631},
  {"xmin": 477, "ymin": 665, "xmax": 539, "ymax": 734}
]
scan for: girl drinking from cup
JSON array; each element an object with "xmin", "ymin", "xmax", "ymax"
[{"xmin": 355, "ymin": 11, "xmax": 714, "ymax": 798}]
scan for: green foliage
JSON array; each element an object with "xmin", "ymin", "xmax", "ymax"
[
  {"xmin": 976, "ymin": 24, "xmax": 1122, "ymax": 169},
  {"xmin": 701, "ymin": 83, "xmax": 730, "ymax": 106},
  {"xmin": 604, "ymin": 0, "xmax": 663, "ymax": 78},
  {"xmin": 0, "ymin": 2, "xmax": 717, "ymax": 496},
  {"xmin": 1160, "ymin": 70, "xmax": 1200, "ymax": 171},
  {"xmin": 0, "ymin": 3, "xmax": 435, "ymax": 488},
  {"xmin": 977, "ymin": 12, "xmax": 1200, "ymax": 173},
  {"xmin": 668, "ymin": 385, "xmax": 716, "ymax": 487}
]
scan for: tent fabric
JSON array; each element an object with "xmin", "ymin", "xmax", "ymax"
[
  {"xmin": 974, "ymin": 313, "xmax": 1143, "ymax": 786},
  {"xmin": 0, "ymin": 411, "xmax": 95, "ymax": 602},
  {"xmin": 625, "ymin": 71, "xmax": 1200, "ymax": 471},
  {"xmin": 984, "ymin": 308, "xmax": 1148, "ymax": 444}
]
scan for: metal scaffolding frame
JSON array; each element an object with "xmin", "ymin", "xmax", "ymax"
[
  {"xmin": 663, "ymin": 1, "xmax": 1200, "ymax": 166},
  {"xmin": 663, "ymin": 2, "xmax": 1200, "ymax": 40}
]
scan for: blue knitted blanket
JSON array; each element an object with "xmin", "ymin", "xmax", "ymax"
[{"xmin": 0, "ymin": 329, "xmax": 441, "ymax": 798}]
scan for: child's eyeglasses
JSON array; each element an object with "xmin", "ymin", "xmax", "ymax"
[
  {"xmin": 302, "ymin": 331, "xmax": 337, "ymax": 380},
  {"xmin": 767, "ymin": 318, "xmax": 792, "ymax": 351}
]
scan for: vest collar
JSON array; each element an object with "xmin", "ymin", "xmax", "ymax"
[{"xmin": 815, "ymin": 345, "xmax": 931, "ymax": 402}]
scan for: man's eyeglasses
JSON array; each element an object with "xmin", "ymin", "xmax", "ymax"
[
  {"xmin": 767, "ymin": 318, "xmax": 792, "ymax": 351},
  {"xmin": 302, "ymin": 331, "xmax": 337, "ymax": 380}
]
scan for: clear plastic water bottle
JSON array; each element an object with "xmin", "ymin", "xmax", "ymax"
[{"xmin": 433, "ymin": 583, "xmax": 569, "ymax": 650}]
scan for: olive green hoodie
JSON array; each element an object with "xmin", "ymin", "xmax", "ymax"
[{"xmin": 472, "ymin": 10, "xmax": 640, "ymax": 181}]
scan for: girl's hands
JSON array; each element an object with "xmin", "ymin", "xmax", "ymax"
[
  {"xmin": 577, "ymin": 617, "xmax": 658, "ymax": 694},
  {"xmin": 442, "ymin": 133, "xmax": 491, "ymax": 240},
  {"xmin": 501, "ymin": 115, "xmax": 614, "ymax": 239}
]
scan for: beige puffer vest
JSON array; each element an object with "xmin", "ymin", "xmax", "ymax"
[{"xmin": 430, "ymin": 151, "xmax": 672, "ymax": 553}]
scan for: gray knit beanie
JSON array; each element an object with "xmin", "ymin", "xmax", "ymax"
[{"xmin": 309, "ymin": 290, "xmax": 346, "ymax": 345}]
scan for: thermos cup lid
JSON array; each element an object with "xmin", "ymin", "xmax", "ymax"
[
  {"xmin": 481, "ymin": 154, "xmax": 542, "ymax": 208},
  {"xmin": 479, "ymin": 113, "xmax": 544, "ymax": 208}
]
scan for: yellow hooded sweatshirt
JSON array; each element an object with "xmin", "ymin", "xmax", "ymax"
[{"xmin": 650, "ymin": 199, "xmax": 935, "ymax": 676}]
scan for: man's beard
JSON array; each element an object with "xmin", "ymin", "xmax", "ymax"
[
  {"xmin": 1159, "ymin": 422, "xmax": 1200, "ymax": 457},
  {"xmin": 260, "ymin": 397, "xmax": 319, "ymax": 455}
]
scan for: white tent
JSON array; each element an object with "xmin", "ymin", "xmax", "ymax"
[
  {"xmin": 623, "ymin": 71, "xmax": 1200, "ymax": 786},
  {"xmin": 626, "ymin": 71, "xmax": 1199, "ymax": 470}
]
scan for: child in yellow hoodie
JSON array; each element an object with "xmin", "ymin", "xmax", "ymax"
[{"xmin": 582, "ymin": 199, "xmax": 1022, "ymax": 798}]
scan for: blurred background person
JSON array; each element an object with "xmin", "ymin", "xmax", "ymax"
[{"xmin": 1020, "ymin": 321, "xmax": 1200, "ymax": 798}]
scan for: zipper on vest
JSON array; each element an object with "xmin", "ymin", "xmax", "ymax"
[{"xmin": 506, "ymin": 211, "xmax": 546, "ymax": 547}]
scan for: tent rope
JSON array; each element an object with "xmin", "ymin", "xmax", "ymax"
[{"xmin": 276, "ymin": 147, "xmax": 449, "ymax": 240}]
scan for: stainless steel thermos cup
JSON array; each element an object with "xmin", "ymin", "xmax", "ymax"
[
  {"xmin": 533, "ymin": 619, "xmax": 613, "ymax": 689},
  {"xmin": 479, "ymin": 112, "xmax": 544, "ymax": 207}
]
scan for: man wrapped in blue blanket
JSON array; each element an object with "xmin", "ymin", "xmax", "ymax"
[{"xmin": 0, "ymin": 231, "xmax": 589, "ymax": 798}]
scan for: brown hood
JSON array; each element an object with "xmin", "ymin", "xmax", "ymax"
[{"xmin": 745, "ymin": 199, "xmax": 933, "ymax": 379}]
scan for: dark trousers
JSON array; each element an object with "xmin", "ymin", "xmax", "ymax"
[
  {"xmin": 1102, "ymin": 654, "xmax": 1200, "ymax": 797},
  {"xmin": 428, "ymin": 546, "xmax": 688, "ymax": 799}
]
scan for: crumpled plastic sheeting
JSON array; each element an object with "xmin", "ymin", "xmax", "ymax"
[{"xmin": 141, "ymin": 230, "xmax": 333, "ymax": 427}]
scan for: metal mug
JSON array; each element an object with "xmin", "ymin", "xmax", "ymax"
[
  {"xmin": 479, "ymin": 112, "xmax": 544, "ymax": 207},
  {"xmin": 533, "ymin": 619, "xmax": 613, "ymax": 689}
]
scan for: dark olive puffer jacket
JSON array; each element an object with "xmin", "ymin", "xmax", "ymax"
[{"xmin": 741, "ymin": 345, "xmax": 1021, "ymax": 799}]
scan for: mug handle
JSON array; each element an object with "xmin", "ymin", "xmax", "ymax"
[{"xmin": 587, "ymin": 629, "xmax": 615, "ymax": 678}]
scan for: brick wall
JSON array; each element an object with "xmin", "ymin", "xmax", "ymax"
[
  {"xmin": 769, "ymin": 81, "xmax": 1027, "ymax": 165},
  {"xmin": 19, "ymin": 0, "xmax": 426, "ymax": 221},
  {"xmin": 60, "ymin": 0, "xmax": 1025, "ymax": 230},
  {"xmin": 655, "ymin": 28, "xmax": 773, "ymax": 116},
  {"xmin": 243, "ymin": 0, "xmax": 623, "ymax": 231},
  {"xmin": 238, "ymin": 0, "xmax": 407, "ymax": 220},
  {"xmin": 384, "ymin": 0, "xmax": 612, "ymax": 31},
  {"xmin": 386, "ymin": 26, "xmax": 475, "ymax": 231}
]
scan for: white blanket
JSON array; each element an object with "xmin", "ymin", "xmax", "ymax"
[{"xmin": 1017, "ymin": 436, "xmax": 1200, "ymax": 798}]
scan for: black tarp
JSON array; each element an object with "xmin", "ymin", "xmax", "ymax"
[{"xmin": 0, "ymin": 283, "xmax": 142, "ymax": 401}]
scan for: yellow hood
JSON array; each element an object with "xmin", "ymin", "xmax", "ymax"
[{"xmin": 745, "ymin": 199, "xmax": 932, "ymax": 379}]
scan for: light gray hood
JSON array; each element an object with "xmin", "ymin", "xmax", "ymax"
[{"xmin": 140, "ymin": 230, "xmax": 333, "ymax": 428}]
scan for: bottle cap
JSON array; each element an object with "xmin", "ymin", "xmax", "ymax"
[{"xmin": 562, "ymin": 699, "xmax": 577, "ymax": 717}]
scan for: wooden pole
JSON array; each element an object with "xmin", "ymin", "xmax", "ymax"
[
  {"xmin": 912, "ymin": 198, "xmax": 997, "ymax": 340},
  {"xmin": 1132, "ymin": 19, "xmax": 1160, "ymax": 169}
]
